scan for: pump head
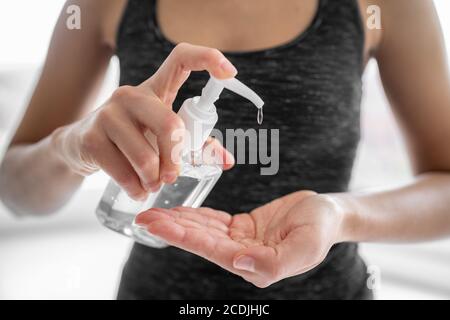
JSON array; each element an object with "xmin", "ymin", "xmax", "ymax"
[
  {"xmin": 197, "ymin": 76, "xmax": 264, "ymax": 110},
  {"xmin": 177, "ymin": 75, "xmax": 264, "ymax": 152}
]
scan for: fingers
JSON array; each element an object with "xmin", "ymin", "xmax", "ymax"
[
  {"xmin": 233, "ymin": 246, "xmax": 277, "ymax": 279},
  {"xmin": 143, "ymin": 43, "xmax": 237, "ymax": 105},
  {"xmin": 126, "ymin": 95, "xmax": 234, "ymax": 185},
  {"xmin": 228, "ymin": 213, "xmax": 257, "ymax": 242},
  {"xmin": 180, "ymin": 206, "xmax": 233, "ymax": 225},
  {"xmin": 83, "ymin": 130, "xmax": 146, "ymax": 200},
  {"xmin": 170, "ymin": 207, "xmax": 230, "ymax": 232},
  {"xmin": 114, "ymin": 88, "xmax": 184, "ymax": 184},
  {"xmin": 96, "ymin": 85, "xmax": 232, "ymax": 194},
  {"xmin": 203, "ymin": 137, "xmax": 235, "ymax": 171},
  {"xmin": 136, "ymin": 207, "xmax": 322, "ymax": 288},
  {"xmin": 136, "ymin": 207, "xmax": 249, "ymax": 275},
  {"xmin": 136, "ymin": 208, "xmax": 263, "ymax": 285},
  {"xmin": 101, "ymin": 109, "xmax": 161, "ymax": 192},
  {"xmin": 232, "ymin": 228, "xmax": 327, "ymax": 288},
  {"xmin": 136, "ymin": 207, "xmax": 230, "ymax": 234},
  {"xmin": 130, "ymin": 98, "xmax": 185, "ymax": 183},
  {"xmin": 144, "ymin": 211, "xmax": 244, "ymax": 271},
  {"xmin": 90, "ymin": 43, "xmax": 237, "ymax": 193},
  {"xmin": 135, "ymin": 43, "xmax": 238, "ymax": 178}
]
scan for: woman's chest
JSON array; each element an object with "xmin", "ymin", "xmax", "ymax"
[{"xmin": 156, "ymin": 0, "xmax": 319, "ymax": 52}]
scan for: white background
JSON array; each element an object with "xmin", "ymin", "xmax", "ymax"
[{"xmin": 0, "ymin": 0, "xmax": 450, "ymax": 299}]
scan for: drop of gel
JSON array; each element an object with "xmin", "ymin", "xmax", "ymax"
[{"xmin": 257, "ymin": 107, "xmax": 263, "ymax": 125}]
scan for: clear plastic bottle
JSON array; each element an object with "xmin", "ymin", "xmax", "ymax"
[
  {"xmin": 95, "ymin": 75, "xmax": 264, "ymax": 248},
  {"xmin": 96, "ymin": 150, "xmax": 221, "ymax": 248}
]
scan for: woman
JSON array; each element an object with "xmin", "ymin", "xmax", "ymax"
[{"xmin": 1, "ymin": 0, "xmax": 450, "ymax": 299}]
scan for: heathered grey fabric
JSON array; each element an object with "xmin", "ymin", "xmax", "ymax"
[{"xmin": 116, "ymin": 0, "xmax": 372, "ymax": 299}]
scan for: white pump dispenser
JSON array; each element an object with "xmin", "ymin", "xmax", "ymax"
[
  {"xmin": 96, "ymin": 75, "xmax": 264, "ymax": 248},
  {"xmin": 178, "ymin": 76, "xmax": 264, "ymax": 152}
]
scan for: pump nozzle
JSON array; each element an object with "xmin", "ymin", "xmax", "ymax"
[
  {"xmin": 178, "ymin": 75, "xmax": 264, "ymax": 152},
  {"xmin": 198, "ymin": 76, "xmax": 264, "ymax": 110}
]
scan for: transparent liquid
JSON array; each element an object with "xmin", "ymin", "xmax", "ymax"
[
  {"xmin": 96, "ymin": 155, "xmax": 222, "ymax": 248},
  {"xmin": 257, "ymin": 107, "xmax": 263, "ymax": 125}
]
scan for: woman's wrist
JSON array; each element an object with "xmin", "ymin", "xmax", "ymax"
[
  {"xmin": 49, "ymin": 125, "xmax": 97, "ymax": 177},
  {"xmin": 327, "ymin": 192, "xmax": 363, "ymax": 243}
]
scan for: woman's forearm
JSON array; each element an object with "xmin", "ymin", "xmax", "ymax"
[
  {"xmin": 336, "ymin": 172, "xmax": 450, "ymax": 243},
  {"xmin": 0, "ymin": 135, "xmax": 84, "ymax": 216}
]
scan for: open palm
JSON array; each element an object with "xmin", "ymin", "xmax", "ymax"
[{"xmin": 135, "ymin": 191, "xmax": 344, "ymax": 288}]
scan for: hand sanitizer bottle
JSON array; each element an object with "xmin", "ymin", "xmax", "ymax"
[{"xmin": 96, "ymin": 76, "xmax": 264, "ymax": 248}]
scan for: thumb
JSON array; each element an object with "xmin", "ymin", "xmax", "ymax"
[
  {"xmin": 232, "ymin": 229, "xmax": 322, "ymax": 282},
  {"xmin": 142, "ymin": 42, "xmax": 237, "ymax": 105},
  {"xmin": 233, "ymin": 246, "xmax": 279, "ymax": 278},
  {"xmin": 202, "ymin": 137, "xmax": 235, "ymax": 170}
]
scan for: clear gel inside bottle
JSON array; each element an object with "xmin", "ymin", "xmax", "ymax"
[{"xmin": 96, "ymin": 150, "xmax": 222, "ymax": 248}]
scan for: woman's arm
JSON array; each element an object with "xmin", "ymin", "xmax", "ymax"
[
  {"xmin": 338, "ymin": 0, "xmax": 450, "ymax": 242},
  {"xmin": 0, "ymin": 0, "xmax": 128, "ymax": 215},
  {"xmin": 0, "ymin": 0, "xmax": 237, "ymax": 217},
  {"xmin": 338, "ymin": 174, "xmax": 450, "ymax": 242}
]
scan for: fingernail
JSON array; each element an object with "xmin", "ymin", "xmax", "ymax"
[
  {"xmin": 161, "ymin": 172, "xmax": 177, "ymax": 184},
  {"xmin": 134, "ymin": 212, "xmax": 153, "ymax": 226},
  {"xmin": 131, "ymin": 192, "xmax": 147, "ymax": 202},
  {"xmin": 133, "ymin": 216, "xmax": 147, "ymax": 227},
  {"xmin": 143, "ymin": 180, "xmax": 160, "ymax": 192},
  {"xmin": 142, "ymin": 183, "xmax": 150, "ymax": 192},
  {"xmin": 233, "ymin": 255, "xmax": 255, "ymax": 272},
  {"xmin": 220, "ymin": 59, "xmax": 237, "ymax": 76},
  {"xmin": 149, "ymin": 184, "xmax": 161, "ymax": 193}
]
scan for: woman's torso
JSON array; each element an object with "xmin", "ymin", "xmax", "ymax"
[{"xmin": 115, "ymin": 0, "xmax": 372, "ymax": 299}]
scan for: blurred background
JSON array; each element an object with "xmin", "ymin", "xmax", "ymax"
[{"xmin": 0, "ymin": 1, "xmax": 450, "ymax": 300}]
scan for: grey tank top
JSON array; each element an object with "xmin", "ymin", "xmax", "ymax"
[{"xmin": 116, "ymin": 0, "xmax": 372, "ymax": 299}]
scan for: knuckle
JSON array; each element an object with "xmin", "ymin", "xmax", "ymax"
[
  {"xmin": 81, "ymin": 130, "xmax": 101, "ymax": 156},
  {"xmin": 162, "ymin": 113, "xmax": 185, "ymax": 134},
  {"xmin": 111, "ymin": 85, "xmax": 137, "ymax": 103},
  {"xmin": 174, "ymin": 42, "xmax": 190, "ymax": 52},
  {"xmin": 135, "ymin": 151, "xmax": 159, "ymax": 172},
  {"xmin": 126, "ymin": 188, "xmax": 145, "ymax": 201},
  {"xmin": 114, "ymin": 172, "xmax": 134, "ymax": 189},
  {"xmin": 171, "ymin": 42, "xmax": 190, "ymax": 59},
  {"xmin": 203, "ymin": 48, "xmax": 222, "ymax": 63},
  {"xmin": 139, "ymin": 158, "xmax": 160, "ymax": 184},
  {"xmin": 96, "ymin": 108, "xmax": 115, "ymax": 127}
]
